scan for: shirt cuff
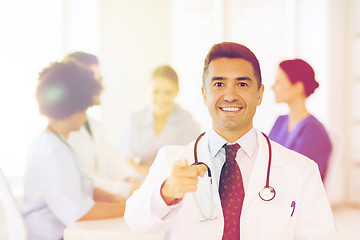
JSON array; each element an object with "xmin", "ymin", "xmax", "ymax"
[
  {"xmin": 65, "ymin": 197, "xmax": 95, "ymax": 226},
  {"xmin": 150, "ymin": 181, "xmax": 182, "ymax": 220}
]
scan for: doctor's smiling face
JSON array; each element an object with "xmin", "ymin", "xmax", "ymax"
[{"xmin": 202, "ymin": 57, "xmax": 264, "ymax": 142}]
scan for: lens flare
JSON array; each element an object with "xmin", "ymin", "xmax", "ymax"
[{"xmin": 44, "ymin": 84, "xmax": 67, "ymax": 104}]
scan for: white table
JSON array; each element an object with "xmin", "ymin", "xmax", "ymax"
[{"xmin": 63, "ymin": 217, "xmax": 163, "ymax": 240}]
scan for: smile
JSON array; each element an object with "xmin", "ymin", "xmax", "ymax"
[{"xmin": 220, "ymin": 107, "xmax": 242, "ymax": 112}]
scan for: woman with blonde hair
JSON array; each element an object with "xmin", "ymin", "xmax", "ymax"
[{"xmin": 117, "ymin": 65, "xmax": 200, "ymax": 177}]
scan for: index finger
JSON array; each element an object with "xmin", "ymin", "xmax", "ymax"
[
  {"xmin": 196, "ymin": 164, "xmax": 208, "ymax": 177},
  {"xmin": 173, "ymin": 159, "xmax": 190, "ymax": 168}
]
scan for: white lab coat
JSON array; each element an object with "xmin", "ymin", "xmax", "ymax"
[{"xmin": 125, "ymin": 129, "xmax": 338, "ymax": 240}]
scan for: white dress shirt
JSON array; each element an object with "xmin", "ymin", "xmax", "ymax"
[{"xmin": 208, "ymin": 127, "xmax": 258, "ymax": 190}]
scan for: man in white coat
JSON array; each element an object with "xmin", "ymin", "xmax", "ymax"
[{"xmin": 124, "ymin": 42, "xmax": 338, "ymax": 239}]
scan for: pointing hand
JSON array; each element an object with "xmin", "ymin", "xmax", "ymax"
[{"xmin": 161, "ymin": 159, "xmax": 207, "ymax": 205}]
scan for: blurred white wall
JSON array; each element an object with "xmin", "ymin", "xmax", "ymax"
[
  {"xmin": 99, "ymin": 0, "xmax": 172, "ymax": 142},
  {"xmin": 0, "ymin": 0, "xmax": 65, "ymax": 178},
  {"xmin": 343, "ymin": 0, "xmax": 360, "ymax": 205}
]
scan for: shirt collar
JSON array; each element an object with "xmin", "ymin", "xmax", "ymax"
[{"xmin": 208, "ymin": 127, "xmax": 257, "ymax": 158}]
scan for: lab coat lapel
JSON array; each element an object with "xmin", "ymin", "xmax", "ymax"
[
  {"xmin": 242, "ymin": 130, "xmax": 272, "ymax": 209},
  {"xmin": 193, "ymin": 132, "xmax": 223, "ymax": 213}
]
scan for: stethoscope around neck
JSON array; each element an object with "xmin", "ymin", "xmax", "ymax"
[{"xmin": 191, "ymin": 131, "xmax": 276, "ymax": 220}]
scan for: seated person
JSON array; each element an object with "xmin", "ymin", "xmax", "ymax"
[
  {"xmin": 64, "ymin": 52, "xmax": 141, "ymax": 197},
  {"xmin": 269, "ymin": 59, "xmax": 332, "ymax": 180},
  {"xmin": 117, "ymin": 65, "xmax": 200, "ymax": 177},
  {"xmin": 22, "ymin": 60, "xmax": 126, "ymax": 240}
]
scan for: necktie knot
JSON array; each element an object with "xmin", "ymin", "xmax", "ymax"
[{"xmin": 224, "ymin": 143, "xmax": 240, "ymax": 162}]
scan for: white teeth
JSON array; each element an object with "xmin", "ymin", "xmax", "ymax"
[{"xmin": 221, "ymin": 107, "xmax": 241, "ymax": 112}]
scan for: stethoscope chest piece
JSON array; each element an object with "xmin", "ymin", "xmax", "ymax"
[{"xmin": 259, "ymin": 186, "xmax": 276, "ymax": 201}]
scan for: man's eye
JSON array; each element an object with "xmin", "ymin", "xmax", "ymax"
[
  {"xmin": 239, "ymin": 82, "xmax": 248, "ymax": 87},
  {"xmin": 214, "ymin": 82, "xmax": 224, "ymax": 87}
]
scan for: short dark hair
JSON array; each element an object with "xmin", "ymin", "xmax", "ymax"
[
  {"xmin": 36, "ymin": 60, "xmax": 102, "ymax": 120},
  {"xmin": 64, "ymin": 51, "xmax": 99, "ymax": 67},
  {"xmin": 202, "ymin": 42, "xmax": 262, "ymax": 88},
  {"xmin": 279, "ymin": 59, "xmax": 319, "ymax": 97},
  {"xmin": 151, "ymin": 65, "xmax": 179, "ymax": 88}
]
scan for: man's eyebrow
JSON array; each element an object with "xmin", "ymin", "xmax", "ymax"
[
  {"xmin": 211, "ymin": 77, "xmax": 225, "ymax": 81},
  {"xmin": 236, "ymin": 77, "xmax": 252, "ymax": 81},
  {"xmin": 210, "ymin": 76, "xmax": 253, "ymax": 81}
]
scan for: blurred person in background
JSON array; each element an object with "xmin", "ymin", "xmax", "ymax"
[
  {"xmin": 269, "ymin": 59, "xmax": 332, "ymax": 181},
  {"xmin": 117, "ymin": 65, "xmax": 200, "ymax": 177},
  {"xmin": 65, "ymin": 51, "xmax": 141, "ymax": 198},
  {"xmin": 22, "ymin": 60, "xmax": 126, "ymax": 240}
]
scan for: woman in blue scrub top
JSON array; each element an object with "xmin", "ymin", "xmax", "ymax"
[{"xmin": 269, "ymin": 59, "xmax": 332, "ymax": 180}]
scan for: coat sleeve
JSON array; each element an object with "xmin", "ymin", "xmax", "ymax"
[
  {"xmin": 124, "ymin": 146, "xmax": 185, "ymax": 233},
  {"xmin": 294, "ymin": 161, "xmax": 339, "ymax": 240}
]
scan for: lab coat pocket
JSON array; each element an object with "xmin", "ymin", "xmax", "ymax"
[{"xmin": 259, "ymin": 206, "xmax": 293, "ymax": 240}]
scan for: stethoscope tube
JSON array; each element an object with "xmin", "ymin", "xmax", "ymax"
[
  {"xmin": 193, "ymin": 131, "xmax": 276, "ymax": 202},
  {"xmin": 193, "ymin": 132, "xmax": 206, "ymax": 164},
  {"xmin": 192, "ymin": 132, "xmax": 215, "ymax": 221},
  {"xmin": 192, "ymin": 132, "xmax": 212, "ymax": 182},
  {"xmin": 262, "ymin": 132, "xmax": 272, "ymax": 189},
  {"xmin": 259, "ymin": 133, "xmax": 276, "ymax": 201}
]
